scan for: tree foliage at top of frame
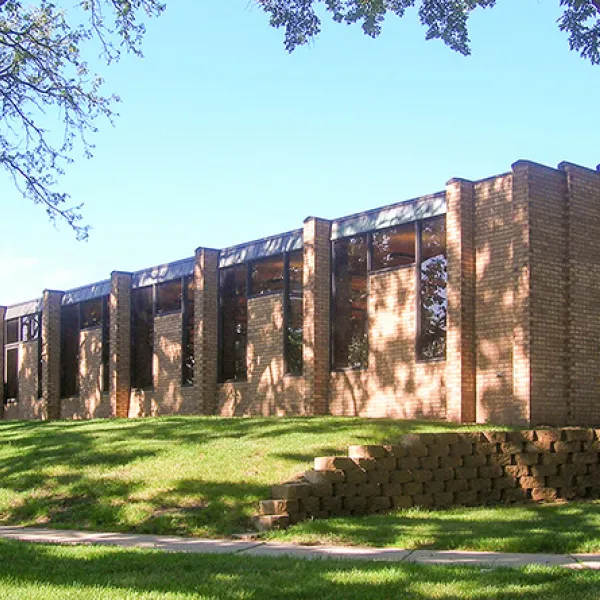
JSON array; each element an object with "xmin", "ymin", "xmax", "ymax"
[
  {"xmin": 256, "ymin": 0, "xmax": 600, "ymax": 65},
  {"xmin": 0, "ymin": 0, "xmax": 164, "ymax": 240}
]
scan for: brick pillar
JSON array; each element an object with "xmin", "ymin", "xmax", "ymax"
[
  {"xmin": 510, "ymin": 161, "xmax": 533, "ymax": 425},
  {"xmin": 0, "ymin": 305, "xmax": 5, "ymax": 416},
  {"xmin": 41, "ymin": 290, "xmax": 63, "ymax": 420},
  {"xmin": 445, "ymin": 178, "xmax": 476, "ymax": 423},
  {"xmin": 303, "ymin": 217, "xmax": 331, "ymax": 415},
  {"xmin": 194, "ymin": 247, "xmax": 219, "ymax": 415},
  {"xmin": 559, "ymin": 162, "xmax": 600, "ymax": 425},
  {"xmin": 110, "ymin": 271, "xmax": 132, "ymax": 419}
]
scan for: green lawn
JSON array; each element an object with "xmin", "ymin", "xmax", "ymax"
[
  {"xmin": 265, "ymin": 501, "xmax": 600, "ymax": 554},
  {"xmin": 0, "ymin": 416, "xmax": 476, "ymax": 538},
  {"xmin": 0, "ymin": 539, "xmax": 598, "ymax": 600},
  {"xmin": 1, "ymin": 416, "xmax": 598, "ymax": 555}
]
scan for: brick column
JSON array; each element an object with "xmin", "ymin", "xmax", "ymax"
[
  {"xmin": 41, "ymin": 290, "xmax": 63, "ymax": 420},
  {"xmin": 510, "ymin": 161, "xmax": 533, "ymax": 425},
  {"xmin": 559, "ymin": 162, "xmax": 600, "ymax": 425},
  {"xmin": 110, "ymin": 271, "xmax": 132, "ymax": 419},
  {"xmin": 0, "ymin": 305, "xmax": 5, "ymax": 416},
  {"xmin": 194, "ymin": 247, "xmax": 219, "ymax": 415},
  {"xmin": 445, "ymin": 178, "xmax": 476, "ymax": 423},
  {"xmin": 303, "ymin": 217, "xmax": 331, "ymax": 415}
]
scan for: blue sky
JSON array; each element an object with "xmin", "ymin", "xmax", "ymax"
[{"xmin": 1, "ymin": 0, "xmax": 599, "ymax": 306}]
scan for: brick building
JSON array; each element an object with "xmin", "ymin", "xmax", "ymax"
[{"xmin": 2, "ymin": 159, "xmax": 600, "ymax": 426}]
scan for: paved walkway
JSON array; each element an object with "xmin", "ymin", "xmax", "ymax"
[{"xmin": 0, "ymin": 526, "xmax": 598, "ymax": 570}]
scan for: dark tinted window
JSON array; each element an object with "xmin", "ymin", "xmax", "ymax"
[
  {"xmin": 131, "ymin": 287, "xmax": 154, "ymax": 389},
  {"xmin": 6, "ymin": 319, "xmax": 19, "ymax": 344},
  {"xmin": 182, "ymin": 277, "xmax": 194, "ymax": 385},
  {"xmin": 156, "ymin": 279, "xmax": 182, "ymax": 314},
  {"xmin": 288, "ymin": 250, "xmax": 303, "ymax": 295},
  {"xmin": 60, "ymin": 304, "xmax": 79, "ymax": 397},
  {"xmin": 5, "ymin": 347, "xmax": 18, "ymax": 401},
  {"xmin": 80, "ymin": 298, "xmax": 103, "ymax": 328},
  {"xmin": 102, "ymin": 297, "xmax": 109, "ymax": 392},
  {"xmin": 21, "ymin": 314, "xmax": 40, "ymax": 341},
  {"xmin": 419, "ymin": 216, "xmax": 447, "ymax": 360},
  {"xmin": 332, "ymin": 235, "xmax": 368, "ymax": 369},
  {"xmin": 250, "ymin": 256, "xmax": 284, "ymax": 296},
  {"xmin": 372, "ymin": 223, "xmax": 416, "ymax": 271},
  {"xmin": 219, "ymin": 265, "xmax": 247, "ymax": 381},
  {"xmin": 286, "ymin": 296, "xmax": 303, "ymax": 375}
]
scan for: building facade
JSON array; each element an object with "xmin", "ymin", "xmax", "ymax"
[{"xmin": 2, "ymin": 159, "xmax": 600, "ymax": 426}]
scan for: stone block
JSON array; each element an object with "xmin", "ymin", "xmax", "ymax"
[
  {"xmin": 530, "ymin": 464, "xmax": 558, "ymax": 477},
  {"xmin": 271, "ymin": 483, "xmax": 311, "ymax": 500},
  {"xmin": 479, "ymin": 465, "xmax": 503, "ymax": 478},
  {"xmin": 433, "ymin": 433, "xmax": 460, "ymax": 445},
  {"xmin": 300, "ymin": 496, "xmax": 321, "ymax": 515},
  {"xmin": 333, "ymin": 483, "xmax": 358, "ymax": 497},
  {"xmin": 487, "ymin": 453, "xmax": 513, "ymax": 467},
  {"xmin": 531, "ymin": 488, "xmax": 558, "ymax": 502},
  {"xmin": 479, "ymin": 489, "xmax": 502, "ymax": 504},
  {"xmin": 356, "ymin": 458, "xmax": 378, "ymax": 472},
  {"xmin": 456, "ymin": 467, "xmax": 478, "ymax": 480},
  {"xmin": 367, "ymin": 470, "xmax": 390, "ymax": 485},
  {"xmin": 345, "ymin": 468, "xmax": 368, "ymax": 484},
  {"xmin": 500, "ymin": 442, "xmax": 524, "ymax": 455},
  {"xmin": 391, "ymin": 495, "xmax": 413, "ymax": 509},
  {"xmin": 384, "ymin": 444, "xmax": 408, "ymax": 458},
  {"xmin": 514, "ymin": 453, "xmax": 540, "ymax": 466},
  {"xmin": 391, "ymin": 469, "xmax": 415, "ymax": 484},
  {"xmin": 573, "ymin": 452, "xmax": 598, "ymax": 465},
  {"xmin": 519, "ymin": 476, "xmax": 546, "ymax": 489},
  {"xmin": 546, "ymin": 475, "xmax": 574, "ymax": 488},
  {"xmin": 469, "ymin": 478, "xmax": 492, "ymax": 492},
  {"xmin": 554, "ymin": 441, "xmax": 583, "ymax": 453},
  {"xmin": 482, "ymin": 431, "xmax": 508, "ymax": 443},
  {"xmin": 343, "ymin": 495, "xmax": 367, "ymax": 512},
  {"xmin": 375, "ymin": 456, "xmax": 398, "ymax": 472},
  {"xmin": 427, "ymin": 444, "xmax": 450, "ymax": 458},
  {"xmin": 413, "ymin": 469, "xmax": 434, "ymax": 483},
  {"xmin": 358, "ymin": 482, "xmax": 381, "ymax": 498},
  {"xmin": 534, "ymin": 429, "xmax": 563, "ymax": 444},
  {"xmin": 381, "ymin": 483, "xmax": 404, "ymax": 497},
  {"xmin": 348, "ymin": 445, "xmax": 389, "ymax": 459},
  {"xmin": 455, "ymin": 490, "xmax": 478, "ymax": 506},
  {"xmin": 397, "ymin": 456, "xmax": 420, "ymax": 469},
  {"xmin": 418, "ymin": 456, "xmax": 439, "ymax": 470},
  {"xmin": 463, "ymin": 454, "xmax": 487, "ymax": 468},
  {"xmin": 505, "ymin": 465, "xmax": 530, "ymax": 478},
  {"xmin": 412, "ymin": 493, "xmax": 434, "ymax": 508},
  {"xmin": 314, "ymin": 456, "xmax": 358, "ymax": 472},
  {"xmin": 445, "ymin": 479, "xmax": 468, "ymax": 493},
  {"xmin": 367, "ymin": 496, "xmax": 392, "ymax": 512},
  {"xmin": 252, "ymin": 514, "xmax": 290, "ymax": 531},
  {"xmin": 449, "ymin": 442, "xmax": 473, "ymax": 457},
  {"xmin": 310, "ymin": 482, "xmax": 334, "ymax": 498},
  {"xmin": 541, "ymin": 453, "xmax": 569, "ymax": 466},
  {"xmin": 321, "ymin": 496, "xmax": 342, "ymax": 514},
  {"xmin": 433, "ymin": 467, "xmax": 455, "ymax": 481},
  {"xmin": 259, "ymin": 499, "xmax": 298, "ymax": 515},
  {"xmin": 402, "ymin": 482, "xmax": 423, "ymax": 495},
  {"xmin": 474, "ymin": 442, "xmax": 498, "ymax": 455},
  {"xmin": 493, "ymin": 476, "xmax": 517, "ymax": 490},
  {"xmin": 502, "ymin": 488, "xmax": 527, "ymax": 503},
  {"xmin": 424, "ymin": 480, "xmax": 445, "ymax": 494},
  {"xmin": 432, "ymin": 492, "xmax": 454, "ymax": 507},
  {"xmin": 440, "ymin": 455, "xmax": 463, "ymax": 468},
  {"xmin": 564, "ymin": 429, "xmax": 594, "ymax": 442},
  {"xmin": 304, "ymin": 469, "xmax": 345, "ymax": 485}
]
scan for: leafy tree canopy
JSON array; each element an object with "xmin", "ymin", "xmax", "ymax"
[
  {"xmin": 0, "ymin": 0, "xmax": 164, "ymax": 239},
  {"xmin": 256, "ymin": 0, "xmax": 600, "ymax": 64}
]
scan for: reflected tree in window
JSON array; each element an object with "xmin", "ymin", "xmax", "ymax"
[{"xmin": 419, "ymin": 216, "xmax": 447, "ymax": 360}]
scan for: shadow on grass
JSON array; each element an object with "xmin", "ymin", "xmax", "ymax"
[
  {"xmin": 0, "ymin": 539, "xmax": 598, "ymax": 600},
  {"xmin": 271, "ymin": 501, "xmax": 600, "ymax": 554}
]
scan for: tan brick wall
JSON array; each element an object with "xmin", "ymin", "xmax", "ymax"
[
  {"xmin": 61, "ymin": 327, "xmax": 112, "ymax": 420},
  {"xmin": 303, "ymin": 217, "xmax": 331, "ymax": 415},
  {"xmin": 5, "ymin": 340, "xmax": 45, "ymax": 421},
  {"xmin": 446, "ymin": 179, "xmax": 476, "ymax": 423},
  {"xmin": 218, "ymin": 293, "xmax": 305, "ymax": 416},
  {"xmin": 329, "ymin": 267, "xmax": 446, "ymax": 418},
  {"xmin": 526, "ymin": 164, "xmax": 569, "ymax": 425},
  {"xmin": 110, "ymin": 272, "xmax": 131, "ymax": 419},
  {"xmin": 129, "ymin": 312, "xmax": 196, "ymax": 417},
  {"xmin": 195, "ymin": 248, "xmax": 219, "ymax": 415},
  {"xmin": 562, "ymin": 163, "xmax": 600, "ymax": 425},
  {"xmin": 473, "ymin": 174, "xmax": 519, "ymax": 424},
  {"xmin": 41, "ymin": 290, "xmax": 63, "ymax": 420}
]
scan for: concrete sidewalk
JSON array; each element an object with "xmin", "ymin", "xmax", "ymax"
[{"xmin": 0, "ymin": 526, "xmax": 598, "ymax": 570}]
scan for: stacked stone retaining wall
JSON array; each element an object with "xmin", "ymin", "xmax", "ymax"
[{"xmin": 253, "ymin": 428, "xmax": 600, "ymax": 530}]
